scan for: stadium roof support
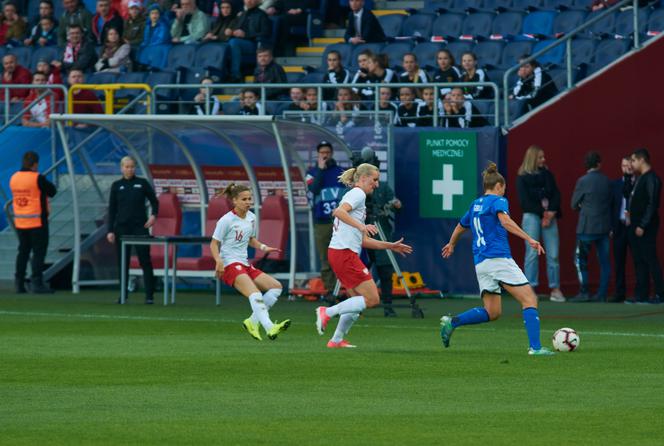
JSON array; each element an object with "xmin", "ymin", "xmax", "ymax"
[{"xmin": 50, "ymin": 114, "xmax": 354, "ymax": 293}]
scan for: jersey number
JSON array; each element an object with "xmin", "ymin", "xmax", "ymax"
[
  {"xmin": 234, "ymin": 230, "xmax": 244, "ymax": 241},
  {"xmin": 473, "ymin": 217, "xmax": 486, "ymax": 247},
  {"xmin": 323, "ymin": 202, "xmax": 337, "ymax": 215}
]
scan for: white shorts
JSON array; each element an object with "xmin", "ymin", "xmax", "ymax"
[{"xmin": 475, "ymin": 258, "xmax": 529, "ymax": 295}]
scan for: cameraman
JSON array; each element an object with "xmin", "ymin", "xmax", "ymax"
[
  {"xmin": 362, "ymin": 148, "xmax": 402, "ymax": 316},
  {"xmin": 306, "ymin": 141, "xmax": 345, "ymax": 303}
]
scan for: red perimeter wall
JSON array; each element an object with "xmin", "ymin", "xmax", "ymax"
[{"xmin": 506, "ymin": 35, "xmax": 664, "ymax": 296}]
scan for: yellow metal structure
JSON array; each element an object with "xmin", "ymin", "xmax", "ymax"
[{"xmin": 67, "ymin": 83, "xmax": 152, "ymax": 114}]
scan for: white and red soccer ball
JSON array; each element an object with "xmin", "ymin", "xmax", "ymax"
[{"xmin": 552, "ymin": 328, "xmax": 580, "ymax": 352}]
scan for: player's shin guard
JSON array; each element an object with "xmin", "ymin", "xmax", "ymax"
[
  {"xmin": 451, "ymin": 307, "xmax": 490, "ymax": 328},
  {"xmin": 326, "ymin": 296, "xmax": 366, "ymax": 318},
  {"xmin": 331, "ymin": 313, "xmax": 360, "ymax": 343},
  {"xmin": 522, "ymin": 307, "xmax": 542, "ymax": 350}
]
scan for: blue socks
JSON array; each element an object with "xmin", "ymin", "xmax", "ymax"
[
  {"xmin": 451, "ymin": 307, "xmax": 490, "ymax": 328},
  {"xmin": 522, "ymin": 307, "xmax": 542, "ymax": 350}
]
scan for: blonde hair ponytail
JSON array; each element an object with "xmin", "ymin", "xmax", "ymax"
[{"xmin": 338, "ymin": 163, "xmax": 379, "ymax": 187}]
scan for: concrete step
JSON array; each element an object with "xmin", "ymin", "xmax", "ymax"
[
  {"xmin": 323, "ymin": 29, "xmax": 345, "ymax": 38},
  {"xmin": 275, "ymin": 56, "xmax": 320, "ymax": 67},
  {"xmin": 312, "ymin": 37, "xmax": 344, "ymax": 46},
  {"xmin": 296, "ymin": 47, "xmax": 325, "ymax": 57}
]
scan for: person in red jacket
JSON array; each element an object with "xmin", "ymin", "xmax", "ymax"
[
  {"xmin": 22, "ymin": 72, "xmax": 52, "ymax": 128},
  {"xmin": 1, "ymin": 54, "xmax": 32, "ymax": 102},
  {"xmin": 68, "ymin": 69, "xmax": 104, "ymax": 124},
  {"xmin": 91, "ymin": 0, "xmax": 124, "ymax": 45}
]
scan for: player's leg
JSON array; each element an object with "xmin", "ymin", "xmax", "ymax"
[
  {"xmin": 253, "ymin": 273, "xmax": 290, "ymax": 340},
  {"xmin": 234, "ymin": 274, "xmax": 274, "ymax": 334},
  {"xmin": 503, "ymin": 283, "xmax": 553, "ymax": 355},
  {"xmin": 326, "ymin": 279, "xmax": 379, "ymax": 347}
]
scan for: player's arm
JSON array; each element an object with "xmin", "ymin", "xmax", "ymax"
[
  {"xmin": 362, "ymin": 235, "xmax": 412, "ymax": 256},
  {"xmin": 441, "ymin": 223, "xmax": 467, "ymax": 258},
  {"xmin": 498, "ymin": 212, "xmax": 545, "ymax": 255},
  {"xmin": 248, "ymin": 237, "xmax": 280, "ymax": 253},
  {"xmin": 210, "ymin": 238, "xmax": 225, "ymax": 277},
  {"xmin": 332, "ymin": 203, "xmax": 378, "ymax": 235}
]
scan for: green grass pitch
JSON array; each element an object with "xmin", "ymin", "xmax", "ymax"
[{"xmin": 1, "ymin": 290, "xmax": 663, "ymax": 445}]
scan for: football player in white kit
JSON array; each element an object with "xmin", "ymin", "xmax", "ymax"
[
  {"xmin": 210, "ymin": 184, "xmax": 291, "ymax": 341},
  {"xmin": 315, "ymin": 163, "xmax": 413, "ymax": 348}
]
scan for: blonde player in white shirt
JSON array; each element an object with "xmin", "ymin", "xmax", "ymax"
[
  {"xmin": 315, "ymin": 163, "xmax": 413, "ymax": 348},
  {"xmin": 210, "ymin": 184, "xmax": 291, "ymax": 341}
]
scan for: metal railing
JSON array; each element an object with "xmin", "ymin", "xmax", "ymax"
[
  {"xmin": 1, "ymin": 84, "xmax": 68, "ymax": 127},
  {"xmin": 67, "ymin": 83, "xmax": 152, "ymax": 114},
  {"xmin": 151, "ymin": 81, "xmax": 501, "ymax": 127},
  {"xmin": 503, "ymin": 0, "xmax": 641, "ymax": 127}
]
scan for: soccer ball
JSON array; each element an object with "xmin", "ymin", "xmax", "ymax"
[{"xmin": 552, "ymin": 328, "xmax": 580, "ymax": 352}]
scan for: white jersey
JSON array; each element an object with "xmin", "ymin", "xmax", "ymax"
[
  {"xmin": 212, "ymin": 210, "xmax": 257, "ymax": 266},
  {"xmin": 329, "ymin": 187, "xmax": 366, "ymax": 254}
]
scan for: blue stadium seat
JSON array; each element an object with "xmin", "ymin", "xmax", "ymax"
[
  {"xmin": 460, "ymin": 0, "xmax": 485, "ymax": 12},
  {"xmin": 532, "ymin": 40, "xmax": 565, "ymax": 66},
  {"xmin": 570, "ymin": 38, "xmax": 596, "ymax": 66},
  {"xmin": 583, "ymin": 10, "xmax": 617, "ymax": 37},
  {"xmin": 473, "ymin": 41, "xmax": 505, "ymax": 68},
  {"xmin": 377, "ymin": 14, "xmax": 405, "ymax": 38},
  {"xmin": 193, "ymin": 43, "xmax": 228, "ymax": 80},
  {"xmin": 521, "ymin": 11, "xmax": 556, "ymax": 38},
  {"xmin": 300, "ymin": 72, "xmax": 324, "ymax": 84},
  {"xmin": 138, "ymin": 44, "xmax": 171, "ymax": 70},
  {"xmin": 647, "ymin": 9, "xmax": 664, "ymax": 35},
  {"xmin": 412, "ymin": 42, "xmax": 444, "ymax": 69},
  {"xmin": 486, "ymin": 68, "xmax": 506, "ymax": 91},
  {"xmin": 500, "ymin": 41, "xmax": 534, "ymax": 68},
  {"xmin": 553, "ymin": 10, "xmax": 587, "ymax": 36},
  {"xmin": 0, "ymin": 46, "xmax": 6, "ymax": 62},
  {"xmin": 483, "ymin": 0, "xmax": 515, "ymax": 12},
  {"xmin": 492, "ymin": 12, "xmax": 524, "ymax": 38},
  {"xmin": 29, "ymin": 46, "xmax": 60, "ymax": 72},
  {"xmin": 87, "ymin": 72, "xmax": 119, "ymax": 98},
  {"xmin": 321, "ymin": 43, "xmax": 352, "ymax": 68},
  {"xmin": 350, "ymin": 43, "xmax": 384, "ymax": 69},
  {"xmin": 402, "ymin": 13, "xmax": 436, "ymax": 39},
  {"xmin": 382, "ymin": 42, "xmax": 414, "ymax": 69},
  {"xmin": 614, "ymin": 8, "xmax": 650, "ymax": 37},
  {"xmin": 223, "ymin": 101, "xmax": 242, "ymax": 115},
  {"xmin": 512, "ymin": 0, "xmax": 546, "ymax": 12},
  {"xmin": 147, "ymin": 71, "xmax": 177, "ymax": 101},
  {"xmin": 461, "ymin": 13, "xmax": 495, "ymax": 38},
  {"xmin": 547, "ymin": 68, "xmax": 574, "ymax": 91},
  {"xmin": 446, "ymin": 41, "xmax": 474, "ymax": 64},
  {"xmin": 115, "ymin": 72, "xmax": 148, "ymax": 100},
  {"xmin": 593, "ymin": 38, "xmax": 629, "ymax": 66},
  {"xmin": 8, "ymin": 47, "xmax": 32, "ymax": 69},
  {"xmin": 432, "ymin": 13, "xmax": 464, "ymax": 39},
  {"xmin": 179, "ymin": 67, "xmax": 207, "ymax": 102},
  {"xmin": 422, "ymin": 0, "xmax": 454, "ymax": 14},
  {"xmin": 167, "ymin": 44, "xmax": 197, "ymax": 70},
  {"xmin": 286, "ymin": 72, "xmax": 305, "ymax": 83}
]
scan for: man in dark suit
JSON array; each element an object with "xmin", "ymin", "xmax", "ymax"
[
  {"xmin": 609, "ymin": 156, "xmax": 635, "ymax": 302},
  {"xmin": 570, "ymin": 151, "xmax": 613, "ymax": 302},
  {"xmin": 344, "ymin": 0, "xmax": 386, "ymax": 44}
]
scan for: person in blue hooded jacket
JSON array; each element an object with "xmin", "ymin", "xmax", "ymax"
[{"xmin": 137, "ymin": 4, "xmax": 171, "ymax": 69}]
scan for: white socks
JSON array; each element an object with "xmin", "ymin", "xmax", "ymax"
[
  {"xmin": 250, "ymin": 288, "xmax": 281, "ymax": 325},
  {"xmin": 248, "ymin": 292, "xmax": 273, "ymax": 331},
  {"xmin": 331, "ymin": 313, "xmax": 360, "ymax": 343},
  {"xmin": 326, "ymin": 296, "xmax": 367, "ymax": 318}
]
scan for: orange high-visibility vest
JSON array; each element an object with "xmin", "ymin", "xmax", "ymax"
[{"xmin": 10, "ymin": 171, "xmax": 43, "ymax": 229}]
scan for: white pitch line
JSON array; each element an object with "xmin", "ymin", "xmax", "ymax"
[{"xmin": 1, "ymin": 310, "xmax": 663, "ymax": 340}]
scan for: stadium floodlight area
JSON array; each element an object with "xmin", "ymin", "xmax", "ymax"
[{"xmin": 50, "ymin": 114, "xmax": 355, "ymax": 293}]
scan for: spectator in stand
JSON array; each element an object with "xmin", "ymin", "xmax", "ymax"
[
  {"xmin": 285, "ymin": 87, "xmax": 304, "ymax": 111},
  {"xmin": 0, "ymin": 1, "xmax": 27, "ymax": 46},
  {"xmin": 261, "ymin": 0, "xmax": 278, "ymax": 15},
  {"xmin": 91, "ymin": 0, "xmax": 124, "ymax": 45},
  {"xmin": 54, "ymin": 24, "xmax": 98, "ymax": 73},
  {"xmin": 398, "ymin": 53, "xmax": 429, "ymax": 84},
  {"xmin": 21, "ymin": 72, "xmax": 53, "ymax": 129},
  {"xmin": 253, "ymin": 47, "xmax": 287, "ymax": 99},
  {"xmin": 460, "ymin": 51, "xmax": 490, "ymax": 100},
  {"xmin": 95, "ymin": 27, "xmax": 132, "ymax": 72},
  {"xmin": 58, "ymin": 0, "xmax": 93, "ymax": 46},
  {"xmin": 272, "ymin": 0, "xmax": 311, "ymax": 56},
  {"xmin": 350, "ymin": 49, "xmax": 372, "ymax": 99},
  {"xmin": 297, "ymin": 87, "xmax": 328, "ymax": 124},
  {"xmin": 441, "ymin": 87, "xmax": 486, "ymax": 128},
  {"xmin": 374, "ymin": 86, "xmax": 398, "ymax": 124},
  {"xmin": 123, "ymin": 0, "xmax": 146, "ymax": 46},
  {"xmin": 344, "ymin": 0, "xmax": 385, "ymax": 44},
  {"xmin": 355, "ymin": 52, "xmax": 395, "ymax": 101},
  {"xmin": 238, "ymin": 88, "xmax": 263, "ymax": 115},
  {"xmin": 511, "ymin": 56, "xmax": 558, "ymax": 113},
  {"xmin": 627, "ymin": 148, "xmax": 663, "ymax": 304},
  {"xmin": 203, "ymin": 0, "xmax": 237, "ymax": 42},
  {"xmin": 305, "ymin": 141, "xmax": 345, "ymax": 303},
  {"xmin": 333, "ymin": 87, "xmax": 364, "ymax": 129},
  {"xmin": 24, "ymin": 15, "xmax": 58, "ymax": 47},
  {"xmin": 322, "ymin": 50, "xmax": 351, "ymax": 101},
  {"xmin": 395, "ymin": 87, "xmax": 419, "ymax": 128},
  {"xmin": 226, "ymin": 0, "xmax": 272, "ymax": 83},
  {"xmin": 0, "ymin": 54, "xmax": 32, "ymax": 102},
  {"xmin": 569, "ymin": 151, "xmax": 612, "ymax": 303},
  {"xmin": 417, "ymin": 86, "xmax": 441, "ymax": 127},
  {"xmin": 139, "ymin": 3, "xmax": 171, "ymax": 49},
  {"xmin": 35, "ymin": 59, "xmax": 64, "ymax": 107},
  {"xmin": 591, "ymin": 0, "xmax": 619, "ymax": 11},
  {"xmin": 171, "ymin": 0, "xmax": 207, "ymax": 44},
  {"xmin": 192, "ymin": 77, "xmax": 221, "ymax": 115},
  {"xmin": 610, "ymin": 156, "xmax": 635, "ymax": 303},
  {"xmin": 516, "ymin": 145, "xmax": 565, "ymax": 303},
  {"xmin": 68, "ymin": 69, "xmax": 104, "ymax": 115},
  {"xmin": 27, "ymin": 1, "xmax": 57, "ymax": 33},
  {"xmin": 433, "ymin": 49, "xmax": 461, "ymax": 95}
]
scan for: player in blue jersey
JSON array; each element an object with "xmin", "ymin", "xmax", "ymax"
[{"xmin": 440, "ymin": 163, "xmax": 554, "ymax": 356}]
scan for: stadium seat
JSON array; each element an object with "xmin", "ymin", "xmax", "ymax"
[
  {"xmin": 114, "ymin": 72, "xmax": 148, "ymax": 100},
  {"xmin": 532, "ymin": 40, "xmax": 565, "ymax": 66},
  {"xmin": 300, "ymin": 71, "xmax": 324, "ymax": 83},
  {"xmin": 486, "ymin": 68, "xmax": 506, "ymax": 91},
  {"xmin": 473, "ymin": 41, "xmax": 504, "ymax": 68},
  {"xmin": 29, "ymin": 47, "xmax": 60, "ymax": 72},
  {"xmin": 167, "ymin": 44, "xmax": 197, "ymax": 70},
  {"xmin": 286, "ymin": 72, "xmax": 305, "ymax": 83},
  {"xmin": 223, "ymin": 100, "xmax": 242, "ymax": 115},
  {"xmin": 8, "ymin": 47, "xmax": 32, "ymax": 69},
  {"xmin": 321, "ymin": 43, "xmax": 352, "ymax": 68},
  {"xmin": 413, "ymin": 42, "xmax": 444, "ymax": 69},
  {"xmin": 461, "ymin": 12, "xmax": 495, "ymax": 39},
  {"xmin": 147, "ymin": 71, "xmax": 177, "ymax": 99},
  {"xmin": 87, "ymin": 72, "xmax": 119, "ymax": 86},
  {"xmin": 647, "ymin": 9, "xmax": 664, "ymax": 35},
  {"xmin": 377, "ymin": 14, "xmax": 405, "ymax": 38},
  {"xmin": 177, "ymin": 196, "xmax": 231, "ymax": 271},
  {"xmin": 138, "ymin": 44, "xmax": 171, "ymax": 70},
  {"xmin": 593, "ymin": 38, "xmax": 629, "ymax": 66},
  {"xmin": 500, "ymin": 41, "xmax": 534, "ymax": 68},
  {"xmin": 193, "ymin": 43, "xmax": 228, "ymax": 79},
  {"xmin": 583, "ymin": 10, "xmax": 617, "ymax": 38},
  {"xmin": 547, "ymin": 68, "xmax": 573, "ymax": 91},
  {"xmin": 382, "ymin": 42, "xmax": 414, "ymax": 69},
  {"xmin": 570, "ymin": 38, "xmax": 596, "ymax": 66},
  {"xmin": 431, "ymin": 13, "xmax": 464, "ymax": 39},
  {"xmin": 483, "ymin": 0, "xmax": 516, "ymax": 11},
  {"xmin": 446, "ymin": 41, "xmax": 474, "ymax": 64},
  {"xmin": 512, "ymin": 0, "xmax": 546, "ymax": 12},
  {"xmin": 179, "ymin": 67, "xmax": 207, "ymax": 103},
  {"xmin": 131, "ymin": 193, "xmax": 182, "ymax": 270},
  {"xmin": 521, "ymin": 11, "xmax": 556, "ymax": 38},
  {"xmin": 552, "ymin": 10, "xmax": 587, "ymax": 36},
  {"xmin": 491, "ymin": 12, "xmax": 524, "ymax": 38},
  {"xmin": 350, "ymin": 43, "xmax": 384, "ymax": 69},
  {"xmin": 250, "ymin": 195, "xmax": 289, "ymax": 265},
  {"xmin": 401, "ymin": 13, "xmax": 436, "ymax": 39},
  {"xmin": 0, "ymin": 46, "xmax": 6, "ymax": 62},
  {"xmin": 422, "ymin": 0, "xmax": 455, "ymax": 14},
  {"xmin": 614, "ymin": 8, "xmax": 650, "ymax": 37}
]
